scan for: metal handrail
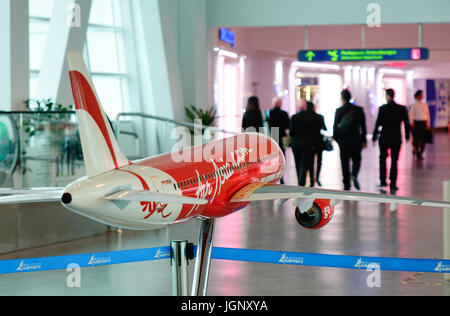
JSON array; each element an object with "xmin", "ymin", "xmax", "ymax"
[
  {"xmin": 115, "ymin": 112, "xmax": 240, "ymax": 155},
  {"xmin": 0, "ymin": 111, "xmax": 76, "ymax": 114},
  {"xmin": 0, "ymin": 111, "xmax": 77, "ymax": 125}
]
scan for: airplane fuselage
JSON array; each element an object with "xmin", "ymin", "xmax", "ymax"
[{"xmin": 62, "ymin": 133, "xmax": 285, "ymax": 230}]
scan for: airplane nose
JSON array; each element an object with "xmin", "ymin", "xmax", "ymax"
[{"xmin": 61, "ymin": 193, "xmax": 72, "ymax": 205}]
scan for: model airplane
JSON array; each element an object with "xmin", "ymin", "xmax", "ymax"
[{"xmin": 1, "ymin": 51, "xmax": 450, "ymax": 231}]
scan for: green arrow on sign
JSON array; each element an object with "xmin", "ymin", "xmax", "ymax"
[
  {"xmin": 327, "ymin": 50, "xmax": 339, "ymax": 61},
  {"xmin": 305, "ymin": 51, "xmax": 316, "ymax": 62}
]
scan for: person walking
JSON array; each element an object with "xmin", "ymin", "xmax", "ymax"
[
  {"xmin": 333, "ymin": 90, "xmax": 367, "ymax": 191},
  {"xmin": 242, "ymin": 96, "xmax": 263, "ymax": 132},
  {"xmin": 266, "ymin": 97, "xmax": 290, "ymax": 184},
  {"xmin": 409, "ymin": 90, "xmax": 430, "ymax": 160},
  {"xmin": 372, "ymin": 89, "xmax": 411, "ymax": 192},
  {"xmin": 290, "ymin": 102, "xmax": 323, "ymax": 187}
]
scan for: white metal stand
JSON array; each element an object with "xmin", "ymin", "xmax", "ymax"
[{"xmin": 191, "ymin": 218, "xmax": 215, "ymax": 296}]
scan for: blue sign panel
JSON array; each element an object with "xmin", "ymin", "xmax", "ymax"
[
  {"xmin": 426, "ymin": 79, "xmax": 449, "ymax": 128},
  {"xmin": 298, "ymin": 48, "xmax": 429, "ymax": 62},
  {"xmin": 218, "ymin": 28, "xmax": 235, "ymax": 48}
]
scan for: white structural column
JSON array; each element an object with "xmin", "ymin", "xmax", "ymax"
[
  {"xmin": 177, "ymin": 0, "xmax": 209, "ymax": 112},
  {"xmin": 444, "ymin": 181, "xmax": 450, "ymax": 281},
  {"xmin": 131, "ymin": 0, "xmax": 210, "ymax": 121},
  {"xmin": 131, "ymin": 0, "xmax": 180, "ymax": 120},
  {"xmin": 0, "ymin": 0, "xmax": 29, "ymax": 110},
  {"xmin": 128, "ymin": 0, "xmax": 183, "ymax": 155},
  {"xmin": 36, "ymin": 0, "xmax": 92, "ymax": 106}
]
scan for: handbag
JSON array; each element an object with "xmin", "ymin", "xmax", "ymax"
[
  {"xmin": 282, "ymin": 136, "xmax": 291, "ymax": 148},
  {"xmin": 323, "ymin": 136, "xmax": 333, "ymax": 152},
  {"xmin": 424, "ymin": 129, "xmax": 433, "ymax": 144}
]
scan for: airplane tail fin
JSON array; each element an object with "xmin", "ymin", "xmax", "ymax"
[{"xmin": 67, "ymin": 51, "xmax": 130, "ymax": 178}]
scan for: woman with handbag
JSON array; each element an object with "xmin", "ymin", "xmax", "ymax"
[{"xmin": 409, "ymin": 90, "xmax": 430, "ymax": 160}]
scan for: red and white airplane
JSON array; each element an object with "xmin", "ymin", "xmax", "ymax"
[{"xmin": 1, "ymin": 51, "xmax": 450, "ymax": 231}]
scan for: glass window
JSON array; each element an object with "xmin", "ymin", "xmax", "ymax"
[
  {"xmin": 86, "ymin": 29, "xmax": 121, "ymax": 73},
  {"xmin": 29, "ymin": 0, "xmax": 55, "ymax": 99},
  {"xmin": 91, "ymin": 76, "xmax": 125, "ymax": 119},
  {"xmin": 85, "ymin": 0, "xmax": 129, "ymax": 119},
  {"xmin": 89, "ymin": 0, "xmax": 121, "ymax": 27},
  {"xmin": 29, "ymin": 20, "xmax": 50, "ymax": 72},
  {"xmin": 29, "ymin": 0, "xmax": 55, "ymax": 18},
  {"xmin": 29, "ymin": 74, "xmax": 39, "ymax": 100},
  {"xmin": 28, "ymin": 0, "xmax": 130, "ymax": 117}
]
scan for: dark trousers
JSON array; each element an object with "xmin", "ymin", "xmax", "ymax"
[
  {"xmin": 379, "ymin": 142, "xmax": 401, "ymax": 187},
  {"xmin": 292, "ymin": 145, "xmax": 314, "ymax": 187},
  {"xmin": 280, "ymin": 147, "xmax": 286, "ymax": 184},
  {"xmin": 413, "ymin": 121, "xmax": 427, "ymax": 156},
  {"xmin": 338, "ymin": 143, "xmax": 362, "ymax": 189},
  {"xmin": 315, "ymin": 149, "xmax": 323, "ymax": 181}
]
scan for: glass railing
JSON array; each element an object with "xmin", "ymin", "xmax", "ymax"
[
  {"xmin": 0, "ymin": 111, "xmax": 84, "ymax": 188},
  {"xmin": 0, "ymin": 111, "xmax": 238, "ymax": 188}
]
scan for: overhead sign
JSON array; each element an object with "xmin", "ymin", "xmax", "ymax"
[
  {"xmin": 298, "ymin": 48, "xmax": 429, "ymax": 62},
  {"xmin": 218, "ymin": 28, "xmax": 235, "ymax": 48}
]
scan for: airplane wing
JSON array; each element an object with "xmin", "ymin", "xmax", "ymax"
[
  {"xmin": 0, "ymin": 188, "xmax": 64, "ymax": 205},
  {"xmin": 0, "ymin": 188, "xmax": 208, "ymax": 206},
  {"xmin": 103, "ymin": 190, "xmax": 208, "ymax": 205},
  {"xmin": 230, "ymin": 184, "xmax": 450, "ymax": 209},
  {"xmin": 0, "ymin": 188, "xmax": 65, "ymax": 195}
]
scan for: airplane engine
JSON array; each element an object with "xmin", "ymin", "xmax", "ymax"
[{"xmin": 295, "ymin": 199, "xmax": 334, "ymax": 229}]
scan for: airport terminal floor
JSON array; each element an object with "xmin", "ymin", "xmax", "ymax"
[{"xmin": 0, "ymin": 134, "xmax": 449, "ymax": 296}]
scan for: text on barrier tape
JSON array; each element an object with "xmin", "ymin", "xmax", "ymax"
[
  {"xmin": 211, "ymin": 247, "xmax": 450, "ymax": 273},
  {"xmin": 0, "ymin": 246, "xmax": 171, "ymax": 275}
]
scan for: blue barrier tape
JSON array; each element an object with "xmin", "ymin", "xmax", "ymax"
[
  {"xmin": 1, "ymin": 246, "xmax": 450, "ymax": 275},
  {"xmin": 0, "ymin": 246, "xmax": 171, "ymax": 275},
  {"xmin": 211, "ymin": 247, "xmax": 450, "ymax": 274}
]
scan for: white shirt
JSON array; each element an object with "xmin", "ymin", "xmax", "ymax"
[{"xmin": 409, "ymin": 101, "xmax": 430, "ymax": 123}]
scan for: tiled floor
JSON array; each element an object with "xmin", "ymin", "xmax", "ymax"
[{"xmin": 0, "ymin": 134, "xmax": 449, "ymax": 296}]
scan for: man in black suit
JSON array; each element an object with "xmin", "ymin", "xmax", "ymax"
[
  {"xmin": 290, "ymin": 102, "xmax": 323, "ymax": 187},
  {"xmin": 266, "ymin": 98, "xmax": 290, "ymax": 184},
  {"xmin": 333, "ymin": 90, "xmax": 367, "ymax": 191},
  {"xmin": 372, "ymin": 89, "xmax": 411, "ymax": 192}
]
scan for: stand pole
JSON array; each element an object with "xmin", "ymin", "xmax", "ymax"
[
  {"xmin": 191, "ymin": 218, "xmax": 215, "ymax": 296},
  {"xmin": 171, "ymin": 240, "xmax": 189, "ymax": 296}
]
